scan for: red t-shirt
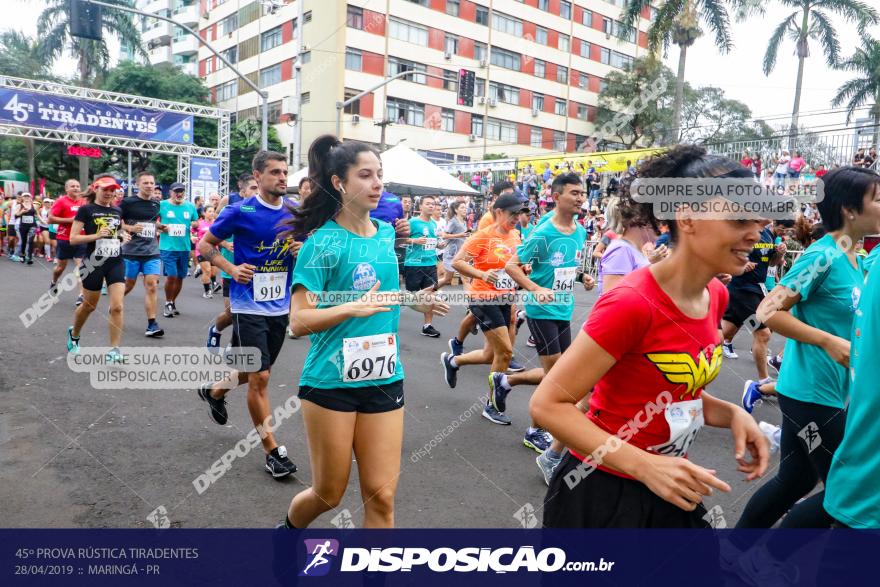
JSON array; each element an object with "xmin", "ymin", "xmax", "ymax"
[
  {"xmin": 816, "ymin": 169, "xmax": 828, "ymax": 178},
  {"xmin": 50, "ymin": 195, "xmax": 83, "ymax": 241},
  {"xmin": 572, "ymin": 267, "xmax": 728, "ymax": 476}
]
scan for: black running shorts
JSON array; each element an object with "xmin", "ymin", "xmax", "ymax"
[
  {"xmin": 723, "ymin": 288, "xmax": 768, "ymax": 330},
  {"xmin": 469, "ymin": 303, "xmax": 512, "ymax": 332},
  {"xmin": 526, "ymin": 318, "xmax": 572, "ymax": 356},
  {"xmin": 404, "ymin": 265, "xmax": 438, "ymax": 292},
  {"xmin": 232, "ymin": 313, "xmax": 287, "ymax": 372},
  {"xmin": 79, "ymin": 258, "xmax": 125, "ymax": 291},
  {"xmin": 299, "ymin": 380, "xmax": 404, "ymax": 413}
]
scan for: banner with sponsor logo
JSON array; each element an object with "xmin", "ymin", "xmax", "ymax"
[
  {"xmin": 0, "ymin": 88, "xmax": 194, "ymax": 144},
  {"xmin": 189, "ymin": 157, "xmax": 221, "ymax": 201}
]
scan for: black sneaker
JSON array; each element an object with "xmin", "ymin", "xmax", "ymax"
[
  {"xmin": 171, "ymin": 302, "xmax": 180, "ymax": 316},
  {"xmin": 75, "ymin": 294, "xmax": 84, "ymax": 307},
  {"xmin": 441, "ymin": 352, "xmax": 458, "ymax": 388},
  {"xmin": 49, "ymin": 282, "xmax": 58, "ymax": 296},
  {"xmin": 163, "ymin": 302, "xmax": 174, "ymax": 318},
  {"xmin": 211, "ymin": 281, "xmax": 222, "ymax": 294},
  {"xmin": 422, "ymin": 324, "xmax": 441, "ymax": 337},
  {"xmin": 482, "ymin": 404, "xmax": 511, "ymax": 425},
  {"xmin": 266, "ymin": 446, "xmax": 297, "ymax": 478},
  {"xmin": 197, "ymin": 383, "xmax": 228, "ymax": 425},
  {"xmin": 488, "ymin": 372, "xmax": 511, "ymax": 413}
]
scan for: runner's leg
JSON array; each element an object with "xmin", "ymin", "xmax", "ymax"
[
  {"xmin": 107, "ymin": 282, "xmax": 125, "ymax": 347},
  {"xmin": 353, "ymin": 409, "xmax": 404, "ymax": 528}
]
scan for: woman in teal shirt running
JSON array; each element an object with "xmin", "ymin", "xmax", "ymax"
[
  {"xmin": 280, "ymin": 135, "xmax": 446, "ymax": 529},
  {"xmin": 736, "ymin": 166, "xmax": 880, "ymax": 532}
]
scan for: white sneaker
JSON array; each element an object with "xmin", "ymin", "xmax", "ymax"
[
  {"xmin": 722, "ymin": 342, "xmax": 739, "ymax": 359},
  {"xmin": 759, "ymin": 421, "xmax": 781, "ymax": 454}
]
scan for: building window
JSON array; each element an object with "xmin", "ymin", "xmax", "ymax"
[
  {"xmin": 347, "ymin": 5, "xmax": 364, "ymax": 29},
  {"xmin": 445, "ymin": 34, "xmax": 458, "ymax": 55},
  {"xmin": 599, "ymin": 78, "xmax": 608, "ymax": 92},
  {"xmin": 579, "ymin": 40, "xmax": 590, "ymax": 58},
  {"xmin": 216, "ymin": 80, "xmax": 236, "ymax": 101},
  {"xmin": 446, "ymin": 0, "xmax": 459, "ymax": 17},
  {"xmin": 267, "ymin": 100, "xmax": 282, "ymax": 124},
  {"xmin": 405, "ymin": 0, "xmax": 429, "ymax": 5},
  {"xmin": 259, "ymin": 63, "xmax": 282, "ymax": 88},
  {"xmin": 204, "ymin": 58, "xmax": 213, "ymax": 74},
  {"xmin": 560, "ymin": 0, "xmax": 572, "ymax": 19},
  {"xmin": 557, "ymin": 65, "xmax": 568, "ymax": 83},
  {"xmin": 388, "ymin": 57, "xmax": 427, "ymax": 84},
  {"xmin": 292, "ymin": 18, "xmax": 299, "ymax": 38},
  {"xmin": 218, "ymin": 46, "xmax": 237, "ymax": 69},
  {"xmin": 538, "ymin": 0, "xmax": 549, "ymax": 10},
  {"xmin": 605, "ymin": 17, "xmax": 637, "ymax": 43},
  {"xmin": 261, "ymin": 25, "xmax": 282, "ymax": 51},
  {"xmin": 343, "ymin": 90, "xmax": 361, "ymax": 115},
  {"xmin": 486, "ymin": 118, "xmax": 517, "ymax": 143},
  {"xmin": 475, "ymin": 6, "xmax": 489, "ymax": 25},
  {"xmin": 345, "ymin": 48, "xmax": 362, "ymax": 71},
  {"xmin": 535, "ymin": 27, "xmax": 548, "ymax": 45},
  {"xmin": 610, "ymin": 50, "xmax": 634, "ymax": 69},
  {"xmin": 534, "ymin": 59, "xmax": 545, "ymax": 78},
  {"xmin": 387, "ymin": 97, "xmax": 425, "ymax": 126},
  {"xmin": 600, "ymin": 47, "xmax": 610, "ymax": 65},
  {"xmin": 301, "ymin": 91, "xmax": 310, "ymax": 104},
  {"xmin": 554, "ymin": 131, "xmax": 565, "ymax": 151},
  {"xmin": 559, "ymin": 34, "xmax": 570, "ymax": 52},
  {"xmin": 582, "ymin": 10, "xmax": 592, "ymax": 27},
  {"xmin": 471, "ymin": 114, "xmax": 483, "ymax": 137},
  {"xmin": 443, "ymin": 70, "xmax": 457, "ymax": 91},
  {"xmin": 474, "ymin": 41, "xmax": 487, "ymax": 62},
  {"xmin": 490, "ymin": 47, "xmax": 521, "ymax": 71},
  {"xmin": 389, "ymin": 17, "xmax": 429, "ymax": 45},
  {"xmin": 489, "ymin": 81, "xmax": 518, "ymax": 105},
  {"xmin": 578, "ymin": 72, "xmax": 588, "ymax": 89},
  {"xmin": 492, "ymin": 13, "xmax": 523, "ymax": 37},
  {"xmin": 219, "ymin": 13, "xmax": 238, "ymax": 35},
  {"xmin": 474, "ymin": 78, "xmax": 485, "ymax": 97},
  {"xmin": 532, "ymin": 93, "xmax": 544, "ymax": 111},
  {"xmin": 555, "ymin": 98, "xmax": 566, "ymax": 115},
  {"xmin": 530, "ymin": 127, "xmax": 542, "ymax": 148},
  {"xmin": 441, "ymin": 108, "xmax": 454, "ymax": 132},
  {"xmin": 577, "ymin": 104, "xmax": 587, "ymax": 119}
]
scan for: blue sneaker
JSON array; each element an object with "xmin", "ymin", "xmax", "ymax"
[
  {"xmin": 489, "ymin": 372, "xmax": 510, "ymax": 413},
  {"xmin": 441, "ymin": 352, "xmax": 458, "ymax": 389},
  {"xmin": 741, "ymin": 380, "xmax": 764, "ymax": 413},
  {"xmin": 448, "ymin": 337, "xmax": 464, "ymax": 357},
  {"xmin": 105, "ymin": 348, "xmax": 124, "ymax": 364},
  {"xmin": 206, "ymin": 324, "xmax": 222, "ymax": 353},
  {"xmin": 523, "ymin": 428, "xmax": 552, "ymax": 453},
  {"xmin": 507, "ymin": 357, "xmax": 525, "ymax": 373},
  {"xmin": 481, "ymin": 404, "xmax": 511, "ymax": 425},
  {"xmin": 145, "ymin": 322, "xmax": 164, "ymax": 337},
  {"xmin": 536, "ymin": 451, "xmax": 562, "ymax": 486},
  {"xmin": 66, "ymin": 326, "xmax": 80, "ymax": 354},
  {"xmin": 767, "ymin": 354, "xmax": 782, "ymax": 374}
]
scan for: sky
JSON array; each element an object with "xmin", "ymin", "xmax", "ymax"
[{"xmin": 3, "ymin": 0, "xmax": 878, "ymax": 138}]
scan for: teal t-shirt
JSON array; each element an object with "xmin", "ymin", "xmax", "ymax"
[
  {"xmin": 537, "ymin": 210, "xmax": 578, "ymax": 225},
  {"xmin": 824, "ymin": 264, "xmax": 878, "ymax": 528},
  {"xmin": 517, "ymin": 220, "xmax": 587, "ymax": 321},
  {"xmin": 777, "ymin": 234, "xmax": 863, "ymax": 408},
  {"xmin": 292, "ymin": 219, "xmax": 404, "ymax": 389},
  {"xmin": 517, "ymin": 222, "xmax": 535, "ymax": 241},
  {"xmin": 864, "ymin": 245, "xmax": 879, "ymax": 274},
  {"xmin": 159, "ymin": 200, "xmax": 198, "ymax": 252},
  {"xmin": 404, "ymin": 217, "xmax": 438, "ymax": 267}
]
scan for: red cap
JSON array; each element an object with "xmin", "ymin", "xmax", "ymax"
[{"xmin": 92, "ymin": 176, "xmax": 121, "ymax": 191}]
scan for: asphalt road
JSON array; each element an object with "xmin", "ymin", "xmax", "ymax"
[{"xmin": 1, "ymin": 255, "xmax": 789, "ymax": 529}]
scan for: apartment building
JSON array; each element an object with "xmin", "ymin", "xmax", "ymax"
[
  {"xmin": 198, "ymin": 0, "xmax": 653, "ymax": 168},
  {"xmin": 119, "ymin": 0, "xmax": 201, "ymax": 76}
]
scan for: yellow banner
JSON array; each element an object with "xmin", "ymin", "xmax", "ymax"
[{"xmin": 517, "ymin": 147, "xmax": 666, "ymax": 175}]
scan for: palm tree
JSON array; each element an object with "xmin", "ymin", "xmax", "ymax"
[
  {"xmin": 621, "ymin": 0, "xmax": 745, "ymax": 144},
  {"xmin": 832, "ymin": 33, "xmax": 880, "ymax": 149},
  {"xmin": 36, "ymin": 0, "xmax": 147, "ymax": 185},
  {"xmin": 759, "ymin": 0, "xmax": 878, "ymax": 141}
]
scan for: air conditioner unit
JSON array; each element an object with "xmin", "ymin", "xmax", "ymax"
[
  {"xmin": 352, "ymin": 115, "xmax": 360, "ymax": 125},
  {"xmin": 478, "ymin": 96, "xmax": 486, "ymax": 105},
  {"xmin": 531, "ymin": 108, "xmax": 539, "ymax": 117},
  {"xmin": 605, "ymin": 33, "xmax": 611, "ymax": 39},
  {"xmin": 479, "ymin": 58, "xmax": 487, "ymax": 68},
  {"xmin": 444, "ymin": 51, "xmax": 452, "ymax": 60},
  {"xmin": 488, "ymin": 98, "xmax": 497, "ymax": 107},
  {"xmin": 468, "ymin": 134, "xmax": 476, "ymax": 142},
  {"xmin": 282, "ymin": 96, "xmax": 298, "ymax": 116},
  {"xmin": 201, "ymin": 12, "xmax": 209, "ymax": 19}
]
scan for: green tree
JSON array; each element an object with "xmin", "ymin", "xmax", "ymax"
[
  {"xmin": 229, "ymin": 120, "xmax": 284, "ymax": 181},
  {"xmin": 679, "ymin": 86, "xmax": 774, "ymax": 144},
  {"xmin": 831, "ymin": 32, "xmax": 880, "ymax": 147},
  {"xmin": 594, "ymin": 56, "xmax": 677, "ymax": 148},
  {"xmin": 755, "ymin": 0, "xmax": 878, "ymax": 139},
  {"xmin": 621, "ymin": 0, "xmax": 747, "ymax": 143}
]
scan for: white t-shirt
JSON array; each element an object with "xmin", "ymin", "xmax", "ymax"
[{"xmin": 775, "ymin": 156, "xmax": 790, "ymax": 174}]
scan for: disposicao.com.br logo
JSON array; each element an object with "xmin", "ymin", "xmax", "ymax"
[{"xmin": 298, "ymin": 540, "xmax": 614, "ymax": 575}]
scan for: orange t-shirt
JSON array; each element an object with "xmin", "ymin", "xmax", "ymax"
[
  {"xmin": 462, "ymin": 226, "xmax": 521, "ymax": 298},
  {"xmin": 477, "ymin": 210, "xmax": 494, "ymax": 230}
]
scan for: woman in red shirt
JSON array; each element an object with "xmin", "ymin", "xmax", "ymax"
[{"xmin": 531, "ymin": 145, "xmax": 770, "ymax": 528}]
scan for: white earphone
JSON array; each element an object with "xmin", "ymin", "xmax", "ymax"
[{"xmin": 339, "ymin": 186, "xmax": 346, "ymax": 194}]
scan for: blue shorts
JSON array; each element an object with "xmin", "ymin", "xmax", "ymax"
[
  {"xmin": 124, "ymin": 256, "xmax": 162, "ymax": 279},
  {"xmin": 160, "ymin": 250, "xmax": 190, "ymax": 278}
]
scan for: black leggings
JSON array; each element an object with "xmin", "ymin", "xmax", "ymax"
[
  {"xmin": 17, "ymin": 225, "xmax": 35, "ymax": 259},
  {"xmin": 736, "ymin": 393, "xmax": 846, "ymax": 530}
]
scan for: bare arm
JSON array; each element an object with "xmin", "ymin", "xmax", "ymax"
[
  {"xmin": 289, "ymin": 282, "xmax": 393, "ymax": 338},
  {"xmin": 198, "ymin": 232, "xmax": 236, "ymax": 276},
  {"xmin": 69, "ymin": 220, "xmax": 105, "ymax": 245}
]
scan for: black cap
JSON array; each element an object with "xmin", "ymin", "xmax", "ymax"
[
  {"xmin": 493, "ymin": 193, "xmax": 529, "ymax": 213},
  {"xmin": 169, "ymin": 182, "xmax": 186, "ymax": 192}
]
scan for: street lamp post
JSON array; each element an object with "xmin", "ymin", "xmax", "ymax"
[{"xmin": 83, "ymin": 0, "xmax": 269, "ymax": 150}]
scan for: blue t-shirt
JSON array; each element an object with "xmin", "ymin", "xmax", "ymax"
[
  {"xmin": 824, "ymin": 263, "xmax": 878, "ymax": 528},
  {"xmin": 292, "ymin": 219, "xmax": 403, "ymax": 389},
  {"xmin": 404, "ymin": 217, "xmax": 438, "ymax": 267},
  {"xmin": 518, "ymin": 220, "xmax": 587, "ymax": 321},
  {"xmin": 729, "ymin": 227, "xmax": 777, "ymax": 295},
  {"xmin": 655, "ymin": 232, "xmax": 671, "ymax": 248},
  {"xmin": 777, "ymin": 234, "xmax": 863, "ymax": 408},
  {"xmin": 370, "ymin": 191, "xmax": 405, "ymax": 225},
  {"xmin": 158, "ymin": 200, "xmax": 198, "ymax": 252},
  {"xmin": 209, "ymin": 195, "xmax": 294, "ymax": 316}
]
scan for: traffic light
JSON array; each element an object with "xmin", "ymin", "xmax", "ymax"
[
  {"xmin": 457, "ymin": 69, "xmax": 475, "ymax": 107},
  {"xmin": 70, "ymin": 0, "xmax": 103, "ymax": 41}
]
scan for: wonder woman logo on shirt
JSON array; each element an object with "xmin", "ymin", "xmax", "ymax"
[{"xmin": 645, "ymin": 345, "xmax": 723, "ymax": 400}]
